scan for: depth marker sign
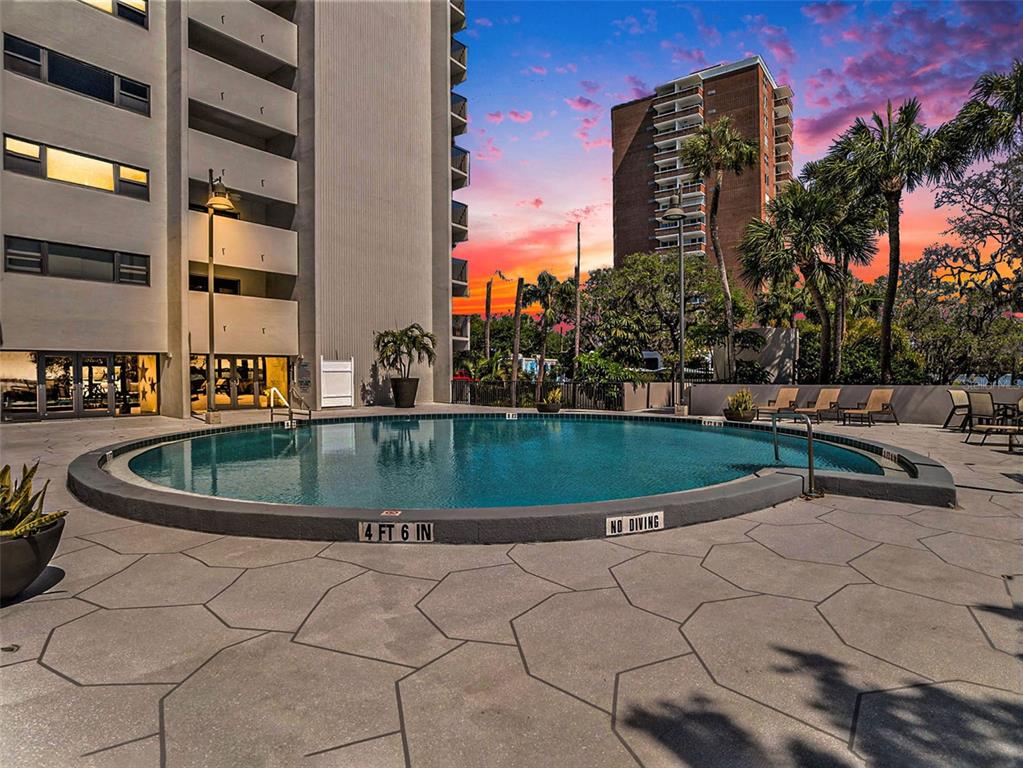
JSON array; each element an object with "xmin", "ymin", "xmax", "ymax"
[
  {"xmin": 605, "ymin": 511, "xmax": 664, "ymax": 537},
  {"xmin": 359, "ymin": 522, "xmax": 434, "ymax": 543}
]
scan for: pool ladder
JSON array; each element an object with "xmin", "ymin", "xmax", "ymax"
[
  {"xmin": 769, "ymin": 412, "xmax": 821, "ymax": 498},
  {"xmin": 268, "ymin": 386, "xmax": 311, "ymax": 427}
]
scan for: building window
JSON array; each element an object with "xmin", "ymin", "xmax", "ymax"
[
  {"xmin": 4, "ymin": 135, "xmax": 150, "ymax": 199},
  {"xmin": 3, "ymin": 235, "xmax": 150, "ymax": 286},
  {"xmin": 78, "ymin": 0, "xmax": 148, "ymax": 27},
  {"xmin": 3, "ymin": 34, "xmax": 150, "ymax": 116}
]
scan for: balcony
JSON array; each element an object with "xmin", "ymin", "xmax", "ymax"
[
  {"xmin": 776, "ymin": 137, "xmax": 793, "ymax": 154},
  {"xmin": 683, "ymin": 242, "xmax": 706, "ymax": 254},
  {"xmin": 653, "ymin": 125, "xmax": 699, "ymax": 143},
  {"xmin": 652, "ymin": 84, "xmax": 701, "ymax": 108},
  {"xmin": 452, "ymin": 314, "xmax": 471, "ymax": 340},
  {"xmin": 775, "ymin": 118, "xmax": 792, "ymax": 137},
  {"xmin": 188, "ymin": 129, "xmax": 297, "ymax": 204},
  {"xmin": 654, "ymin": 145, "xmax": 680, "ymax": 160},
  {"xmin": 451, "ymin": 93, "xmax": 468, "ymax": 136},
  {"xmin": 188, "ymin": 0, "xmax": 297, "ymax": 68},
  {"xmin": 450, "ymin": 39, "xmax": 467, "ymax": 84},
  {"xmin": 654, "ymin": 165, "xmax": 695, "ymax": 182},
  {"xmin": 452, "ymin": 200, "xmax": 468, "ymax": 243},
  {"xmin": 653, "ymin": 104, "xmax": 703, "ymax": 127},
  {"xmin": 774, "ymin": 84, "xmax": 794, "ymax": 100},
  {"xmin": 452, "ymin": 256, "xmax": 468, "ymax": 297},
  {"xmin": 451, "ymin": 146, "xmax": 469, "ymax": 189},
  {"xmin": 450, "ymin": 0, "xmax": 466, "ymax": 32},
  {"xmin": 187, "ymin": 49, "xmax": 297, "ymax": 136},
  {"xmin": 189, "ymin": 292, "xmax": 298, "ymax": 356},
  {"xmin": 187, "ymin": 211, "xmax": 297, "ymax": 275},
  {"xmin": 774, "ymin": 97, "xmax": 792, "ymax": 119},
  {"xmin": 776, "ymin": 170, "xmax": 792, "ymax": 183}
]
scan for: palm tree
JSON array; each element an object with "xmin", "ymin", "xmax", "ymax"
[
  {"xmin": 510, "ymin": 277, "xmax": 524, "ymax": 407},
  {"xmin": 678, "ymin": 116, "xmax": 759, "ymax": 381},
  {"xmin": 523, "ymin": 271, "xmax": 573, "ymax": 400},
  {"xmin": 373, "ymin": 323, "xmax": 437, "ymax": 380},
  {"xmin": 740, "ymin": 181, "xmax": 876, "ymax": 383},
  {"xmin": 946, "ymin": 59, "xmax": 1023, "ymax": 162},
  {"xmin": 823, "ymin": 99, "xmax": 948, "ymax": 383}
]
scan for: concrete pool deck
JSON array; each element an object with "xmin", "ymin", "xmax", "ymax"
[{"xmin": 1, "ymin": 407, "xmax": 1021, "ymax": 767}]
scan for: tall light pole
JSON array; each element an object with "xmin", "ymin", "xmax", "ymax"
[
  {"xmin": 660, "ymin": 194, "xmax": 687, "ymax": 416},
  {"xmin": 204, "ymin": 169, "xmax": 236, "ymax": 424}
]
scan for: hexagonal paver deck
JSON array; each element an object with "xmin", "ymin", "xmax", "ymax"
[
  {"xmin": 513, "ymin": 588, "xmax": 688, "ymax": 711},
  {"xmin": 3, "ymin": 413, "xmax": 1022, "ymax": 766},
  {"xmin": 163, "ymin": 633, "xmax": 405, "ymax": 767},
  {"xmin": 418, "ymin": 564, "xmax": 563, "ymax": 643},
  {"xmin": 400, "ymin": 642, "xmax": 637, "ymax": 767},
  {"xmin": 295, "ymin": 571, "xmax": 460, "ymax": 667}
]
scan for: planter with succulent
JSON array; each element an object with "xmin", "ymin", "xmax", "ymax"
[
  {"xmin": 1, "ymin": 463, "xmax": 67, "ymax": 601},
  {"xmin": 723, "ymin": 389, "xmax": 756, "ymax": 422},
  {"xmin": 537, "ymin": 387, "xmax": 562, "ymax": 414},
  {"xmin": 374, "ymin": 323, "xmax": 438, "ymax": 408}
]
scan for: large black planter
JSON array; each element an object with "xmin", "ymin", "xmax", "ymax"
[
  {"xmin": 390, "ymin": 378, "xmax": 420, "ymax": 408},
  {"xmin": 1, "ymin": 517, "xmax": 64, "ymax": 601},
  {"xmin": 536, "ymin": 403, "xmax": 562, "ymax": 414},
  {"xmin": 723, "ymin": 408, "xmax": 756, "ymax": 422}
]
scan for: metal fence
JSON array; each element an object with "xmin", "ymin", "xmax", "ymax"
[{"xmin": 451, "ymin": 380, "xmax": 626, "ymax": 410}]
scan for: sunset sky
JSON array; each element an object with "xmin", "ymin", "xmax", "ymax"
[{"xmin": 450, "ymin": 0, "xmax": 1021, "ymax": 315}]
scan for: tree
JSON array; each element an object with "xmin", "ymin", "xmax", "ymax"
[
  {"xmin": 373, "ymin": 323, "xmax": 437, "ymax": 379},
  {"xmin": 510, "ymin": 277, "xmax": 524, "ymax": 407},
  {"xmin": 945, "ymin": 59, "xmax": 1023, "ymax": 162},
  {"xmin": 822, "ymin": 99, "xmax": 949, "ymax": 383},
  {"xmin": 522, "ymin": 271, "xmax": 574, "ymax": 398},
  {"xmin": 739, "ymin": 181, "xmax": 875, "ymax": 383},
  {"xmin": 677, "ymin": 116, "xmax": 759, "ymax": 381}
]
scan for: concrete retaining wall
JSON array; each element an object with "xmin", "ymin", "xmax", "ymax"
[{"xmin": 685, "ymin": 384, "xmax": 1023, "ymax": 425}]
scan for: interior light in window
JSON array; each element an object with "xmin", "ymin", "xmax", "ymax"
[
  {"xmin": 5, "ymin": 137, "xmax": 40, "ymax": 158},
  {"xmin": 119, "ymin": 166, "xmax": 147, "ymax": 184},
  {"xmin": 46, "ymin": 148, "xmax": 115, "ymax": 191},
  {"xmin": 80, "ymin": 0, "xmax": 114, "ymax": 11},
  {"xmin": 120, "ymin": 0, "xmax": 146, "ymax": 10}
]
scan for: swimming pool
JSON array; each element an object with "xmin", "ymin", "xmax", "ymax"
[{"xmin": 128, "ymin": 415, "xmax": 882, "ymax": 509}]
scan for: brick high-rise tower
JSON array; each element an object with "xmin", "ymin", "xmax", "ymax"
[{"xmin": 611, "ymin": 56, "xmax": 793, "ymax": 282}]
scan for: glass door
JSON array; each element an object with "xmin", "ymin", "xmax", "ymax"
[
  {"xmin": 232, "ymin": 357, "xmax": 259, "ymax": 409},
  {"xmin": 41, "ymin": 354, "xmax": 76, "ymax": 417},
  {"xmin": 213, "ymin": 357, "xmax": 233, "ymax": 410},
  {"xmin": 79, "ymin": 354, "xmax": 114, "ymax": 416}
]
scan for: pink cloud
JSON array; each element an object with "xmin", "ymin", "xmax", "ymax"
[
  {"xmin": 530, "ymin": 65, "xmax": 548, "ymax": 76},
  {"xmin": 516, "ymin": 198, "xmax": 544, "ymax": 209},
  {"xmin": 508, "ymin": 110, "xmax": 533, "ymax": 123},
  {"xmin": 612, "ymin": 8, "xmax": 658, "ymax": 35},
  {"xmin": 660, "ymin": 39, "xmax": 708, "ymax": 67},
  {"xmin": 565, "ymin": 95, "xmax": 600, "ymax": 112},
  {"xmin": 555, "ymin": 63, "xmax": 578, "ymax": 75},
  {"xmin": 532, "ymin": 130, "xmax": 550, "ymax": 140},
  {"xmin": 475, "ymin": 17, "xmax": 493, "ymax": 27},
  {"xmin": 684, "ymin": 5, "xmax": 722, "ymax": 46},
  {"xmin": 624, "ymin": 74, "xmax": 651, "ymax": 99},
  {"xmin": 475, "ymin": 136, "xmax": 503, "ymax": 162},
  {"xmin": 486, "ymin": 111, "xmax": 503, "ymax": 124},
  {"xmin": 802, "ymin": 1, "xmax": 853, "ymax": 24},
  {"xmin": 761, "ymin": 24, "xmax": 797, "ymax": 65},
  {"xmin": 580, "ymin": 80, "xmax": 602, "ymax": 95}
]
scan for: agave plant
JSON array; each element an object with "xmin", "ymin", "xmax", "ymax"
[
  {"xmin": 726, "ymin": 389, "xmax": 756, "ymax": 412},
  {"xmin": 0, "ymin": 463, "xmax": 67, "ymax": 539}
]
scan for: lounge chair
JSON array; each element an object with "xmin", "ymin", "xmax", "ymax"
[
  {"xmin": 792, "ymin": 387, "xmax": 842, "ymax": 423},
  {"xmin": 755, "ymin": 387, "xmax": 799, "ymax": 419},
  {"xmin": 941, "ymin": 389, "xmax": 970, "ymax": 430},
  {"xmin": 840, "ymin": 388, "xmax": 899, "ymax": 426},
  {"xmin": 965, "ymin": 423, "xmax": 1022, "ymax": 452},
  {"xmin": 964, "ymin": 391, "xmax": 1019, "ymax": 442}
]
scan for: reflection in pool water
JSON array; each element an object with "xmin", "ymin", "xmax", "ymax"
[{"xmin": 129, "ymin": 417, "xmax": 883, "ymax": 509}]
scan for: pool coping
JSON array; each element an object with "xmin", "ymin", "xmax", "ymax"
[{"xmin": 66, "ymin": 411, "xmax": 957, "ymax": 544}]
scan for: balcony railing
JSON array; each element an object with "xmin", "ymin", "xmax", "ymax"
[
  {"xmin": 451, "ymin": 92, "xmax": 468, "ymax": 134},
  {"xmin": 450, "ymin": 39, "xmax": 467, "ymax": 70},
  {"xmin": 452, "ymin": 256, "xmax": 468, "ymax": 284},
  {"xmin": 450, "ymin": 0, "xmax": 466, "ymax": 31},
  {"xmin": 452, "ymin": 146, "xmax": 469, "ymax": 190},
  {"xmin": 654, "ymin": 104, "xmax": 703, "ymax": 124},
  {"xmin": 653, "ymin": 85, "xmax": 701, "ymax": 106},
  {"xmin": 452, "ymin": 314, "xmax": 470, "ymax": 339},
  {"xmin": 653, "ymin": 125, "xmax": 699, "ymax": 141},
  {"xmin": 452, "ymin": 200, "xmax": 468, "ymax": 243}
]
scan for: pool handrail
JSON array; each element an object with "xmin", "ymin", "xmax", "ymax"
[{"xmin": 769, "ymin": 411, "xmax": 821, "ymax": 497}]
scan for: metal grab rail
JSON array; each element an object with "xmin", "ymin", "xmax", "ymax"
[
  {"xmin": 769, "ymin": 412, "xmax": 820, "ymax": 497},
  {"xmin": 268, "ymin": 386, "xmax": 311, "ymax": 425}
]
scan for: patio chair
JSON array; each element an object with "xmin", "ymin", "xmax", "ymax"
[
  {"xmin": 792, "ymin": 387, "xmax": 842, "ymax": 423},
  {"xmin": 963, "ymin": 391, "xmax": 1017, "ymax": 439},
  {"xmin": 941, "ymin": 389, "xmax": 970, "ymax": 430},
  {"xmin": 964, "ymin": 423, "xmax": 1022, "ymax": 452},
  {"xmin": 755, "ymin": 387, "xmax": 799, "ymax": 419},
  {"xmin": 840, "ymin": 388, "xmax": 899, "ymax": 426}
]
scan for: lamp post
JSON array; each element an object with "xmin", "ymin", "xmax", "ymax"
[
  {"xmin": 660, "ymin": 194, "xmax": 688, "ymax": 416},
  {"xmin": 204, "ymin": 169, "xmax": 236, "ymax": 424}
]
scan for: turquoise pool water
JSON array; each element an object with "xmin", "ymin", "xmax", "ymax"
[{"xmin": 128, "ymin": 416, "xmax": 882, "ymax": 509}]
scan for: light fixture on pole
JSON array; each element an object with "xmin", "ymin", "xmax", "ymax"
[
  {"xmin": 204, "ymin": 168, "xmax": 236, "ymax": 424},
  {"xmin": 660, "ymin": 194, "xmax": 688, "ymax": 416}
]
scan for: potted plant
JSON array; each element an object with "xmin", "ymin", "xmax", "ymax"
[
  {"xmin": 374, "ymin": 323, "xmax": 437, "ymax": 408},
  {"xmin": 537, "ymin": 386, "xmax": 562, "ymax": 414},
  {"xmin": 1, "ymin": 463, "xmax": 67, "ymax": 601},
  {"xmin": 723, "ymin": 389, "xmax": 756, "ymax": 422}
]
